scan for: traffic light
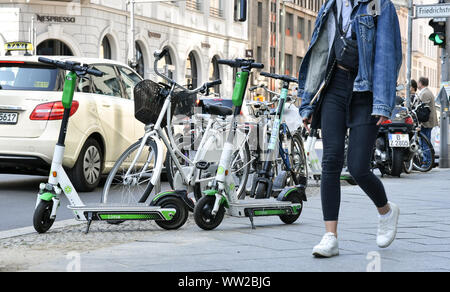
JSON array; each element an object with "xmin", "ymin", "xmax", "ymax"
[{"xmin": 429, "ymin": 19, "xmax": 446, "ymax": 48}]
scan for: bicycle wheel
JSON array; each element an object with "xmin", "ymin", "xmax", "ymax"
[
  {"xmin": 195, "ymin": 141, "xmax": 251, "ymax": 200},
  {"xmin": 289, "ymin": 132, "xmax": 308, "ymax": 186},
  {"xmin": 165, "ymin": 133, "xmax": 190, "ymax": 189},
  {"xmin": 413, "ymin": 132, "xmax": 435, "ymax": 172},
  {"xmin": 102, "ymin": 138, "xmax": 158, "ymax": 204}
]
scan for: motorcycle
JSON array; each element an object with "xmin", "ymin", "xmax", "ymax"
[{"xmin": 372, "ymin": 87, "xmax": 416, "ymax": 177}]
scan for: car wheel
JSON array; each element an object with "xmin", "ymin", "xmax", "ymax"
[{"xmin": 69, "ymin": 138, "xmax": 103, "ymax": 192}]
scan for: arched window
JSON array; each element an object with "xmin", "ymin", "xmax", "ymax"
[
  {"xmin": 157, "ymin": 47, "xmax": 174, "ymax": 81},
  {"xmin": 37, "ymin": 39, "xmax": 73, "ymax": 56},
  {"xmin": 209, "ymin": 56, "xmax": 221, "ymax": 94},
  {"xmin": 185, "ymin": 52, "xmax": 198, "ymax": 89},
  {"xmin": 100, "ymin": 36, "xmax": 112, "ymax": 59},
  {"xmin": 135, "ymin": 42, "xmax": 145, "ymax": 78}
]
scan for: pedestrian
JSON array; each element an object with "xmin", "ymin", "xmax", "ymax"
[
  {"xmin": 297, "ymin": 0, "xmax": 402, "ymax": 258},
  {"xmin": 417, "ymin": 77, "xmax": 438, "ymax": 167}
]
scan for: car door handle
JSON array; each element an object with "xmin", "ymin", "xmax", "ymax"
[{"xmin": 102, "ymin": 104, "xmax": 111, "ymax": 108}]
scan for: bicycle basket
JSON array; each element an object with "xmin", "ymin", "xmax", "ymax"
[
  {"xmin": 134, "ymin": 79, "xmax": 197, "ymax": 127},
  {"xmin": 134, "ymin": 79, "xmax": 169, "ymax": 127},
  {"xmin": 172, "ymin": 89, "xmax": 196, "ymax": 117}
]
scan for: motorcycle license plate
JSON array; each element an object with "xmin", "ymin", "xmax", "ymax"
[{"xmin": 389, "ymin": 134, "xmax": 410, "ymax": 147}]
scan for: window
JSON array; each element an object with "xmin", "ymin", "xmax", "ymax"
[
  {"xmin": 257, "ymin": 2, "xmax": 263, "ymax": 27},
  {"xmin": 210, "ymin": 0, "xmax": 223, "ymax": 17},
  {"xmin": 0, "ymin": 63, "xmax": 60, "ymax": 91},
  {"xmin": 257, "ymin": 46, "xmax": 262, "ymax": 63},
  {"xmin": 135, "ymin": 42, "xmax": 145, "ymax": 78},
  {"xmin": 297, "ymin": 17, "xmax": 304, "ymax": 39},
  {"xmin": 91, "ymin": 65, "xmax": 122, "ymax": 97},
  {"xmin": 187, "ymin": 0, "xmax": 201, "ymax": 10},
  {"xmin": 118, "ymin": 66, "xmax": 142, "ymax": 99},
  {"xmin": 285, "ymin": 54, "xmax": 293, "ymax": 76},
  {"xmin": 286, "ymin": 13, "xmax": 294, "ymax": 36},
  {"xmin": 209, "ymin": 56, "xmax": 221, "ymax": 94},
  {"xmin": 186, "ymin": 52, "xmax": 198, "ymax": 89},
  {"xmin": 100, "ymin": 37, "xmax": 112, "ymax": 60},
  {"xmin": 296, "ymin": 56, "xmax": 303, "ymax": 72},
  {"xmin": 308, "ymin": 20, "xmax": 312, "ymax": 41},
  {"xmin": 37, "ymin": 39, "xmax": 73, "ymax": 56}
]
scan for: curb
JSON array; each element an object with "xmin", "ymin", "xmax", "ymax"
[{"xmin": 0, "ymin": 219, "xmax": 82, "ymax": 240}]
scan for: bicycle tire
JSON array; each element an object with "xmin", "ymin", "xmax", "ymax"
[
  {"xmin": 102, "ymin": 138, "xmax": 158, "ymax": 204},
  {"xmin": 412, "ymin": 132, "xmax": 435, "ymax": 172}
]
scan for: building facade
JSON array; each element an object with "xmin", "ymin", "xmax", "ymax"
[
  {"xmin": 0, "ymin": 0, "xmax": 249, "ymax": 98},
  {"xmin": 394, "ymin": 0, "xmax": 441, "ymax": 96},
  {"xmin": 247, "ymin": 0, "xmax": 324, "ymax": 93}
]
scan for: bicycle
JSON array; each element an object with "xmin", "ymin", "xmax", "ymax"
[
  {"xmin": 247, "ymin": 74, "xmax": 308, "ymax": 199},
  {"xmin": 102, "ymin": 49, "xmax": 251, "ymax": 210}
]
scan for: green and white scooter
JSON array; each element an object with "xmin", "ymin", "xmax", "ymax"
[
  {"xmin": 33, "ymin": 57, "xmax": 190, "ymax": 234},
  {"xmin": 193, "ymin": 59, "xmax": 307, "ymax": 230}
]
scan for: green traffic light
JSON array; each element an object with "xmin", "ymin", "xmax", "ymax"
[{"xmin": 429, "ymin": 33, "xmax": 445, "ymax": 45}]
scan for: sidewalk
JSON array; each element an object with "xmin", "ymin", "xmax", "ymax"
[{"xmin": 6, "ymin": 169, "xmax": 450, "ymax": 272}]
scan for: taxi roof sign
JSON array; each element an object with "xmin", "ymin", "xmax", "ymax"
[{"xmin": 5, "ymin": 42, "xmax": 33, "ymax": 52}]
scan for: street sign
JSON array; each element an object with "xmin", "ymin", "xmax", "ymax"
[{"xmin": 416, "ymin": 3, "xmax": 450, "ymax": 19}]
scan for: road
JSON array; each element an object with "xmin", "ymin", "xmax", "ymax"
[{"xmin": 0, "ymin": 174, "xmax": 173, "ymax": 231}]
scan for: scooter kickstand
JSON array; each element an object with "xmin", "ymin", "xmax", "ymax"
[
  {"xmin": 248, "ymin": 211, "xmax": 256, "ymax": 230},
  {"xmin": 85, "ymin": 212, "xmax": 93, "ymax": 234}
]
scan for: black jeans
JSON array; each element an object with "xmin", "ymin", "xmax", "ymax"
[{"xmin": 320, "ymin": 67, "xmax": 388, "ymax": 221}]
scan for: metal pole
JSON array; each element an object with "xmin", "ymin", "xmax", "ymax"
[
  {"xmin": 129, "ymin": 0, "xmax": 136, "ymax": 67},
  {"xmin": 275, "ymin": 0, "xmax": 280, "ymax": 75},
  {"xmin": 439, "ymin": 1, "xmax": 450, "ymax": 168},
  {"xmin": 280, "ymin": 0, "xmax": 286, "ymax": 75},
  {"xmin": 406, "ymin": 0, "xmax": 413, "ymax": 109}
]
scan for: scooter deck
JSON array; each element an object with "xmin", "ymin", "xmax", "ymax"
[
  {"xmin": 228, "ymin": 199, "xmax": 302, "ymax": 218},
  {"xmin": 68, "ymin": 204, "xmax": 176, "ymax": 222}
]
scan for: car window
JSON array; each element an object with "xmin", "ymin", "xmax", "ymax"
[
  {"xmin": 0, "ymin": 63, "xmax": 59, "ymax": 91},
  {"xmin": 90, "ymin": 65, "xmax": 122, "ymax": 97},
  {"xmin": 118, "ymin": 66, "xmax": 142, "ymax": 99},
  {"xmin": 77, "ymin": 76, "xmax": 91, "ymax": 93}
]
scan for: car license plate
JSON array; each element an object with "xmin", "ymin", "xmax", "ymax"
[
  {"xmin": 0, "ymin": 112, "xmax": 18, "ymax": 124},
  {"xmin": 389, "ymin": 134, "xmax": 410, "ymax": 147}
]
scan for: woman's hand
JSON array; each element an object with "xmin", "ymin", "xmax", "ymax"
[
  {"xmin": 376, "ymin": 115, "xmax": 390, "ymax": 126},
  {"xmin": 303, "ymin": 116, "xmax": 313, "ymax": 133}
]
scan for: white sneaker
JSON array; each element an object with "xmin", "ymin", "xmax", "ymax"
[
  {"xmin": 312, "ymin": 232, "xmax": 339, "ymax": 258},
  {"xmin": 377, "ymin": 202, "xmax": 400, "ymax": 248}
]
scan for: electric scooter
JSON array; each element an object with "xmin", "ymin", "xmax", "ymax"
[
  {"xmin": 251, "ymin": 71, "xmax": 305, "ymax": 199},
  {"xmin": 33, "ymin": 57, "xmax": 190, "ymax": 234},
  {"xmin": 193, "ymin": 59, "xmax": 307, "ymax": 230}
]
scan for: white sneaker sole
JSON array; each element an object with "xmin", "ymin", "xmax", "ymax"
[
  {"xmin": 377, "ymin": 205, "xmax": 400, "ymax": 248},
  {"xmin": 312, "ymin": 249, "xmax": 339, "ymax": 258}
]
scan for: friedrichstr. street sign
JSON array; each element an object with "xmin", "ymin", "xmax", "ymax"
[{"xmin": 416, "ymin": 3, "xmax": 450, "ymax": 19}]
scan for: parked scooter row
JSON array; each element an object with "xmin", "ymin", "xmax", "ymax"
[{"xmin": 32, "ymin": 52, "xmax": 308, "ymax": 234}]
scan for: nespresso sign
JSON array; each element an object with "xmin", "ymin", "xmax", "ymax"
[{"xmin": 36, "ymin": 14, "xmax": 76, "ymax": 23}]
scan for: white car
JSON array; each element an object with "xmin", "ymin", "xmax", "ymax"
[{"xmin": 0, "ymin": 56, "xmax": 145, "ymax": 191}]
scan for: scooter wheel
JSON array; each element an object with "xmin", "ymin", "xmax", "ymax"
[
  {"xmin": 279, "ymin": 191, "xmax": 303, "ymax": 225},
  {"xmin": 194, "ymin": 195, "xmax": 225, "ymax": 230},
  {"xmin": 33, "ymin": 201, "xmax": 55, "ymax": 234},
  {"xmin": 155, "ymin": 197, "xmax": 189, "ymax": 230}
]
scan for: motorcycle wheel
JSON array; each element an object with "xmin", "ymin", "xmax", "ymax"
[{"xmin": 388, "ymin": 148, "xmax": 404, "ymax": 177}]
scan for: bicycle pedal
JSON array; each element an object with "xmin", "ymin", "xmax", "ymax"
[{"xmin": 196, "ymin": 161, "xmax": 210, "ymax": 170}]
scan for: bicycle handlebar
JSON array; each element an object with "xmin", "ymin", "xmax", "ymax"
[
  {"xmin": 38, "ymin": 57, "xmax": 104, "ymax": 77},
  {"xmin": 260, "ymin": 71, "xmax": 298, "ymax": 84},
  {"xmin": 153, "ymin": 50, "xmax": 220, "ymax": 96},
  {"xmin": 217, "ymin": 59, "xmax": 264, "ymax": 70}
]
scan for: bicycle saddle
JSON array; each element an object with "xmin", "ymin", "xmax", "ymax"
[{"xmin": 204, "ymin": 104, "xmax": 233, "ymax": 117}]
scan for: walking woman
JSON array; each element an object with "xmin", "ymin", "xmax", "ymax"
[{"xmin": 298, "ymin": 0, "xmax": 402, "ymax": 257}]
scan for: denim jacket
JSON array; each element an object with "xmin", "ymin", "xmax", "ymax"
[{"xmin": 298, "ymin": 0, "xmax": 402, "ymax": 120}]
